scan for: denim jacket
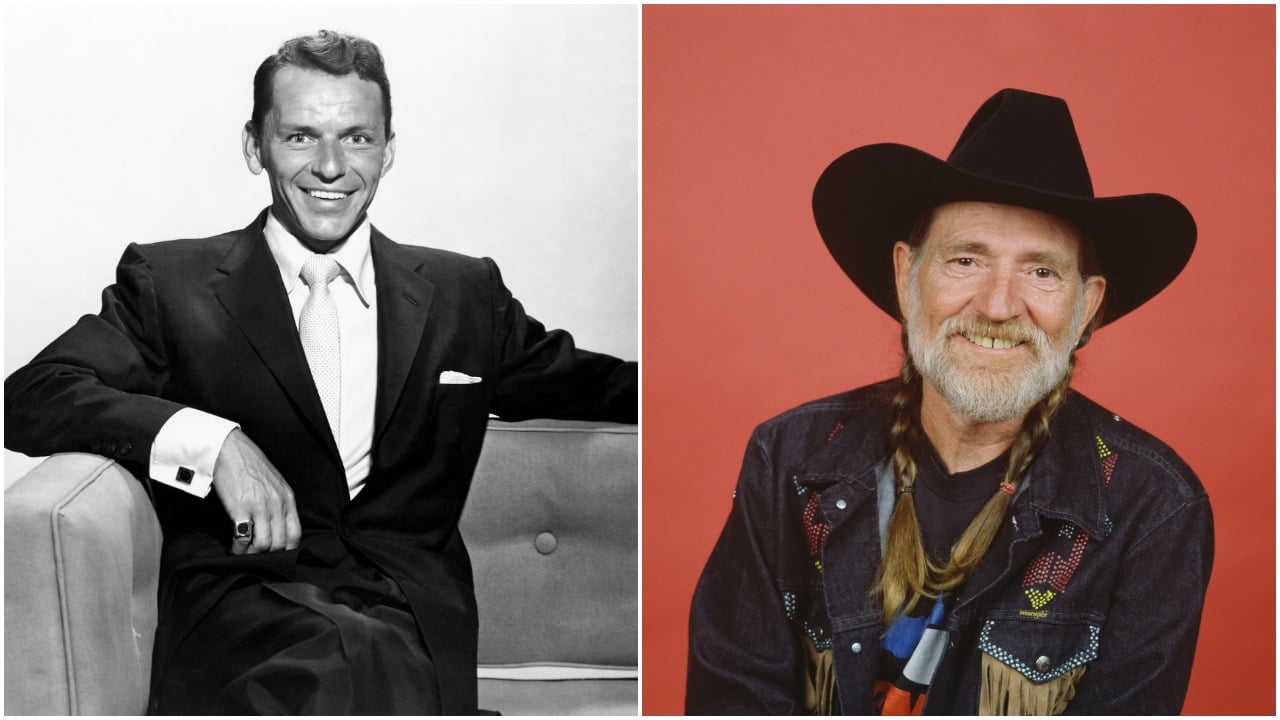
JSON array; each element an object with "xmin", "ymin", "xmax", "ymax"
[{"xmin": 687, "ymin": 380, "xmax": 1213, "ymax": 714}]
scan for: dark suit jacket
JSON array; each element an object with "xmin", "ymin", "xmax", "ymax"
[{"xmin": 4, "ymin": 211, "xmax": 637, "ymax": 713}]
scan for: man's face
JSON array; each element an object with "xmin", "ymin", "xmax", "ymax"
[
  {"xmin": 893, "ymin": 201, "xmax": 1106, "ymax": 422},
  {"xmin": 242, "ymin": 66, "xmax": 395, "ymax": 253}
]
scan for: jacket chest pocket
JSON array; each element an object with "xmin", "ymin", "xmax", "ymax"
[
  {"xmin": 435, "ymin": 381, "xmax": 487, "ymax": 410},
  {"xmin": 977, "ymin": 616, "xmax": 1100, "ymax": 715}
]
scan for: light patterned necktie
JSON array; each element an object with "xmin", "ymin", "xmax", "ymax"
[{"xmin": 300, "ymin": 254, "xmax": 342, "ymax": 445}]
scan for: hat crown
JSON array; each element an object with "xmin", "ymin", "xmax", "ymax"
[{"xmin": 947, "ymin": 88, "xmax": 1094, "ymax": 197}]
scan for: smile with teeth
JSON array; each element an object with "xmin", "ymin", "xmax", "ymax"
[
  {"xmin": 962, "ymin": 333, "xmax": 1024, "ymax": 350},
  {"xmin": 307, "ymin": 189, "xmax": 351, "ymax": 200}
]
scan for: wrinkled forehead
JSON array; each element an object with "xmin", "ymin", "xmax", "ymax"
[
  {"xmin": 918, "ymin": 201, "xmax": 1087, "ymax": 268},
  {"xmin": 266, "ymin": 67, "xmax": 386, "ymax": 126}
]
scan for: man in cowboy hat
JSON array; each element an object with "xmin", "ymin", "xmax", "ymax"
[
  {"xmin": 5, "ymin": 29, "xmax": 635, "ymax": 714},
  {"xmin": 686, "ymin": 88, "xmax": 1212, "ymax": 714}
]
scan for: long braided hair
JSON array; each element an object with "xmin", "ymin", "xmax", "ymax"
[{"xmin": 870, "ymin": 210, "xmax": 1102, "ymax": 624}]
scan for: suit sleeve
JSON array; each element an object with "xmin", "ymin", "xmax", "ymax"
[
  {"xmin": 686, "ymin": 430, "xmax": 806, "ymax": 714},
  {"xmin": 5, "ymin": 244, "xmax": 186, "ymax": 470},
  {"xmin": 484, "ymin": 257, "xmax": 636, "ymax": 423}
]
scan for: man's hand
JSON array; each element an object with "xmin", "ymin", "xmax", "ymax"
[{"xmin": 212, "ymin": 428, "xmax": 301, "ymax": 555}]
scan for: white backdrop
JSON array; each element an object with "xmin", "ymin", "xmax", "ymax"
[{"xmin": 4, "ymin": 4, "xmax": 638, "ymax": 481}]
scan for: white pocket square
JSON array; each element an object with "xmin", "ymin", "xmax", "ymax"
[{"xmin": 439, "ymin": 370, "xmax": 482, "ymax": 385}]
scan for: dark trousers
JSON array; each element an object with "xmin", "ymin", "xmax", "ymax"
[{"xmin": 151, "ymin": 547, "xmax": 440, "ymax": 714}]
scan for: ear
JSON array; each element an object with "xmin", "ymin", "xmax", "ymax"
[
  {"xmin": 1076, "ymin": 275, "xmax": 1107, "ymax": 342},
  {"xmin": 242, "ymin": 123, "xmax": 264, "ymax": 175},
  {"xmin": 381, "ymin": 133, "xmax": 396, "ymax": 177},
  {"xmin": 892, "ymin": 241, "xmax": 915, "ymax": 319}
]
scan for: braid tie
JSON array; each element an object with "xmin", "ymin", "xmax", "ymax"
[
  {"xmin": 933, "ymin": 359, "xmax": 1076, "ymax": 591},
  {"xmin": 871, "ymin": 353, "xmax": 934, "ymax": 623},
  {"xmin": 872, "ymin": 352, "xmax": 1077, "ymax": 622}
]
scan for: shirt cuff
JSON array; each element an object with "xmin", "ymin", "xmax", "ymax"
[{"xmin": 149, "ymin": 408, "xmax": 239, "ymax": 498}]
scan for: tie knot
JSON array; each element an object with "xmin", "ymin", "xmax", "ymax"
[{"xmin": 301, "ymin": 254, "xmax": 341, "ymax": 287}]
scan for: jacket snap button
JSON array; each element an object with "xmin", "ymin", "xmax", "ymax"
[
  {"xmin": 1035, "ymin": 655, "xmax": 1051, "ymax": 672},
  {"xmin": 850, "ymin": 642, "xmax": 862, "ymax": 653},
  {"xmin": 835, "ymin": 499, "xmax": 847, "ymax": 510}
]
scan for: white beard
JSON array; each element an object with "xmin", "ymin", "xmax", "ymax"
[{"xmin": 904, "ymin": 272, "xmax": 1081, "ymax": 423}]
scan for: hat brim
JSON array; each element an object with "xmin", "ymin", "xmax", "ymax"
[{"xmin": 812, "ymin": 143, "xmax": 1197, "ymax": 325}]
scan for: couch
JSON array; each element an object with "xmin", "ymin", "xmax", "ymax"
[{"xmin": 4, "ymin": 418, "xmax": 637, "ymax": 715}]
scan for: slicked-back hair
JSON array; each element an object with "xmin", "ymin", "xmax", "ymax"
[{"xmin": 249, "ymin": 29, "xmax": 393, "ymax": 140}]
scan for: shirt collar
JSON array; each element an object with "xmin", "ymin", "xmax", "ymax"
[{"xmin": 263, "ymin": 210, "xmax": 376, "ymax": 306}]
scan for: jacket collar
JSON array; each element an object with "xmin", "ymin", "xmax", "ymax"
[
  {"xmin": 789, "ymin": 381, "xmax": 895, "ymax": 491},
  {"xmin": 368, "ymin": 226, "xmax": 436, "ymax": 445},
  {"xmin": 211, "ymin": 211, "xmax": 441, "ymax": 463},
  {"xmin": 798, "ymin": 381, "xmax": 1109, "ymax": 539},
  {"xmin": 1017, "ymin": 391, "xmax": 1109, "ymax": 539},
  {"xmin": 214, "ymin": 210, "xmax": 341, "ymax": 463}
]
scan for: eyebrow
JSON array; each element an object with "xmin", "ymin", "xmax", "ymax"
[
  {"xmin": 936, "ymin": 238, "xmax": 1077, "ymax": 269},
  {"xmin": 938, "ymin": 239, "xmax": 990, "ymax": 256},
  {"xmin": 275, "ymin": 123, "xmax": 379, "ymax": 136},
  {"xmin": 1020, "ymin": 249, "xmax": 1076, "ymax": 269}
]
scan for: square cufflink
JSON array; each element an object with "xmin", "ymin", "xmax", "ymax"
[{"xmin": 175, "ymin": 466, "xmax": 195, "ymax": 484}]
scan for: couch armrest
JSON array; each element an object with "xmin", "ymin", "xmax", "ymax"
[{"xmin": 4, "ymin": 453, "xmax": 162, "ymax": 715}]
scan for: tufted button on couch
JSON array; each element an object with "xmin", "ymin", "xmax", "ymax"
[{"xmin": 4, "ymin": 418, "xmax": 637, "ymax": 715}]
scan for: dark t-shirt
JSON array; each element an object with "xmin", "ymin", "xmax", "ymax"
[
  {"xmin": 872, "ymin": 442, "xmax": 1007, "ymax": 714},
  {"xmin": 915, "ymin": 442, "xmax": 1008, "ymax": 563}
]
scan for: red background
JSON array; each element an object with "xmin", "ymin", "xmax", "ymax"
[{"xmin": 642, "ymin": 5, "xmax": 1274, "ymax": 715}]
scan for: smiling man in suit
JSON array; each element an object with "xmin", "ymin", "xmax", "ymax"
[{"xmin": 4, "ymin": 29, "xmax": 636, "ymax": 714}]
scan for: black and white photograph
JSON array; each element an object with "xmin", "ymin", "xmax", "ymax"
[{"xmin": 4, "ymin": 4, "xmax": 637, "ymax": 715}]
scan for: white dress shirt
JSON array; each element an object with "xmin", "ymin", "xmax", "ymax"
[{"xmin": 149, "ymin": 212, "xmax": 380, "ymax": 499}]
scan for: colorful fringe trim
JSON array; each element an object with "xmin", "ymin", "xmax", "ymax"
[{"xmin": 979, "ymin": 653, "xmax": 1084, "ymax": 715}]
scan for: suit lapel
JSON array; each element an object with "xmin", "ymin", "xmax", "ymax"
[
  {"xmin": 214, "ymin": 213, "xmax": 341, "ymax": 463},
  {"xmin": 371, "ymin": 228, "xmax": 436, "ymax": 445}
]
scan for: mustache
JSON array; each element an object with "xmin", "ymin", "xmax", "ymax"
[{"xmin": 937, "ymin": 316, "xmax": 1051, "ymax": 353}]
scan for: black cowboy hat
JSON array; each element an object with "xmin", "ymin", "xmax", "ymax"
[{"xmin": 812, "ymin": 88, "xmax": 1196, "ymax": 326}]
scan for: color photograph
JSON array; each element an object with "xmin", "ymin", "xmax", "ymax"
[{"xmin": 643, "ymin": 4, "xmax": 1273, "ymax": 714}]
